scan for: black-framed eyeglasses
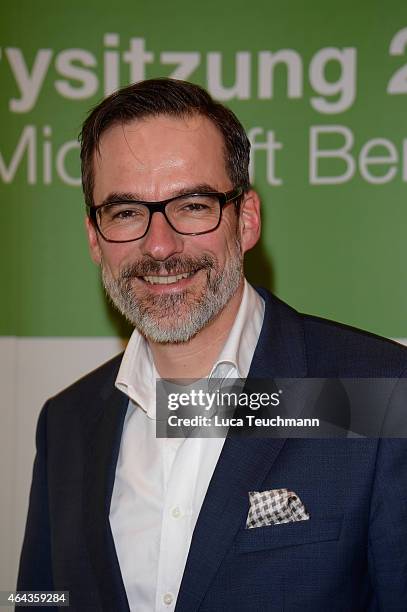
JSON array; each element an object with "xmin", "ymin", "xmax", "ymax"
[{"xmin": 87, "ymin": 187, "xmax": 243, "ymax": 243}]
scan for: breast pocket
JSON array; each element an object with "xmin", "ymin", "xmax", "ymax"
[{"xmin": 234, "ymin": 514, "xmax": 343, "ymax": 553}]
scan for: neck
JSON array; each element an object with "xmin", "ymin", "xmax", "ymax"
[{"xmin": 148, "ymin": 280, "xmax": 244, "ymax": 379}]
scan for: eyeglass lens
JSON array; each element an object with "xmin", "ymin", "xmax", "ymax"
[{"xmin": 97, "ymin": 194, "xmax": 222, "ymax": 240}]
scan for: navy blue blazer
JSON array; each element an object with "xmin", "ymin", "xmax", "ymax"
[{"xmin": 17, "ymin": 288, "xmax": 407, "ymax": 611}]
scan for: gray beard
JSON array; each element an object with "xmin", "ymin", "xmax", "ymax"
[{"xmin": 101, "ymin": 238, "xmax": 243, "ymax": 343}]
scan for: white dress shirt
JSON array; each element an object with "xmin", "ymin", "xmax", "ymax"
[{"xmin": 109, "ymin": 280, "xmax": 265, "ymax": 611}]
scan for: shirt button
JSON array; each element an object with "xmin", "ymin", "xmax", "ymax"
[
  {"xmin": 163, "ymin": 592, "xmax": 174, "ymax": 605},
  {"xmin": 171, "ymin": 506, "xmax": 182, "ymax": 519}
]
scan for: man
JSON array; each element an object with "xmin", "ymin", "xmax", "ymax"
[{"xmin": 18, "ymin": 78, "xmax": 407, "ymax": 611}]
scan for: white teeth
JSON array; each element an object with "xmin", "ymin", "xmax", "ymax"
[{"xmin": 143, "ymin": 272, "xmax": 193, "ymax": 285}]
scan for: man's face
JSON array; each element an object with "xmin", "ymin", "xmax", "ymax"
[{"xmin": 86, "ymin": 114, "xmax": 259, "ymax": 343}]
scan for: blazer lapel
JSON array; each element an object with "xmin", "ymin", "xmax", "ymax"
[
  {"xmin": 82, "ymin": 375, "xmax": 130, "ymax": 612},
  {"xmin": 249, "ymin": 287, "xmax": 307, "ymax": 378},
  {"xmin": 176, "ymin": 288, "xmax": 307, "ymax": 612}
]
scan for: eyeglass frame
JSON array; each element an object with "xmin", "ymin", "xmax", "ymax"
[{"xmin": 87, "ymin": 187, "xmax": 244, "ymax": 243}]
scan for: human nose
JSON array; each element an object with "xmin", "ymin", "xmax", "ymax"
[{"xmin": 140, "ymin": 211, "xmax": 183, "ymax": 260}]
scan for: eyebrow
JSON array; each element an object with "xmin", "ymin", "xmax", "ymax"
[{"xmin": 98, "ymin": 183, "xmax": 222, "ymax": 207}]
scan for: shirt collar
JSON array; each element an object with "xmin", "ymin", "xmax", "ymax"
[
  {"xmin": 208, "ymin": 279, "xmax": 265, "ymax": 379},
  {"xmin": 115, "ymin": 327, "xmax": 158, "ymax": 418},
  {"xmin": 115, "ymin": 279, "xmax": 265, "ymax": 418}
]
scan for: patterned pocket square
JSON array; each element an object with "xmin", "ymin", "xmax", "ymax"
[{"xmin": 246, "ymin": 488, "xmax": 310, "ymax": 529}]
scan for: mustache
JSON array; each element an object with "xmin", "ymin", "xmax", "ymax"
[{"xmin": 120, "ymin": 255, "xmax": 217, "ymax": 279}]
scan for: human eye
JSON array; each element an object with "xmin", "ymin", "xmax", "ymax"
[
  {"xmin": 174, "ymin": 195, "xmax": 217, "ymax": 214},
  {"xmin": 104, "ymin": 202, "xmax": 146, "ymax": 223},
  {"xmin": 182, "ymin": 201, "xmax": 211, "ymax": 212}
]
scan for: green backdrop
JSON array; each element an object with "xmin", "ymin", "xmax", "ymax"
[{"xmin": 2, "ymin": 0, "xmax": 407, "ymax": 338}]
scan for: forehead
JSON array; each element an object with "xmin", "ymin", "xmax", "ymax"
[{"xmin": 92, "ymin": 114, "xmax": 229, "ymax": 202}]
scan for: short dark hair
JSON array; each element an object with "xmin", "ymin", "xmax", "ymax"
[{"xmin": 80, "ymin": 78, "xmax": 251, "ymax": 207}]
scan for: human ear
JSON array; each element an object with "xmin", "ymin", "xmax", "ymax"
[
  {"xmin": 85, "ymin": 215, "xmax": 102, "ymax": 265},
  {"xmin": 239, "ymin": 189, "xmax": 261, "ymax": 254}
]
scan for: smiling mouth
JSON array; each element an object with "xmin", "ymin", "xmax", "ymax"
[{"xmin": 142, "ymin": 270, "xmax": 198, "ymax": 285}]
